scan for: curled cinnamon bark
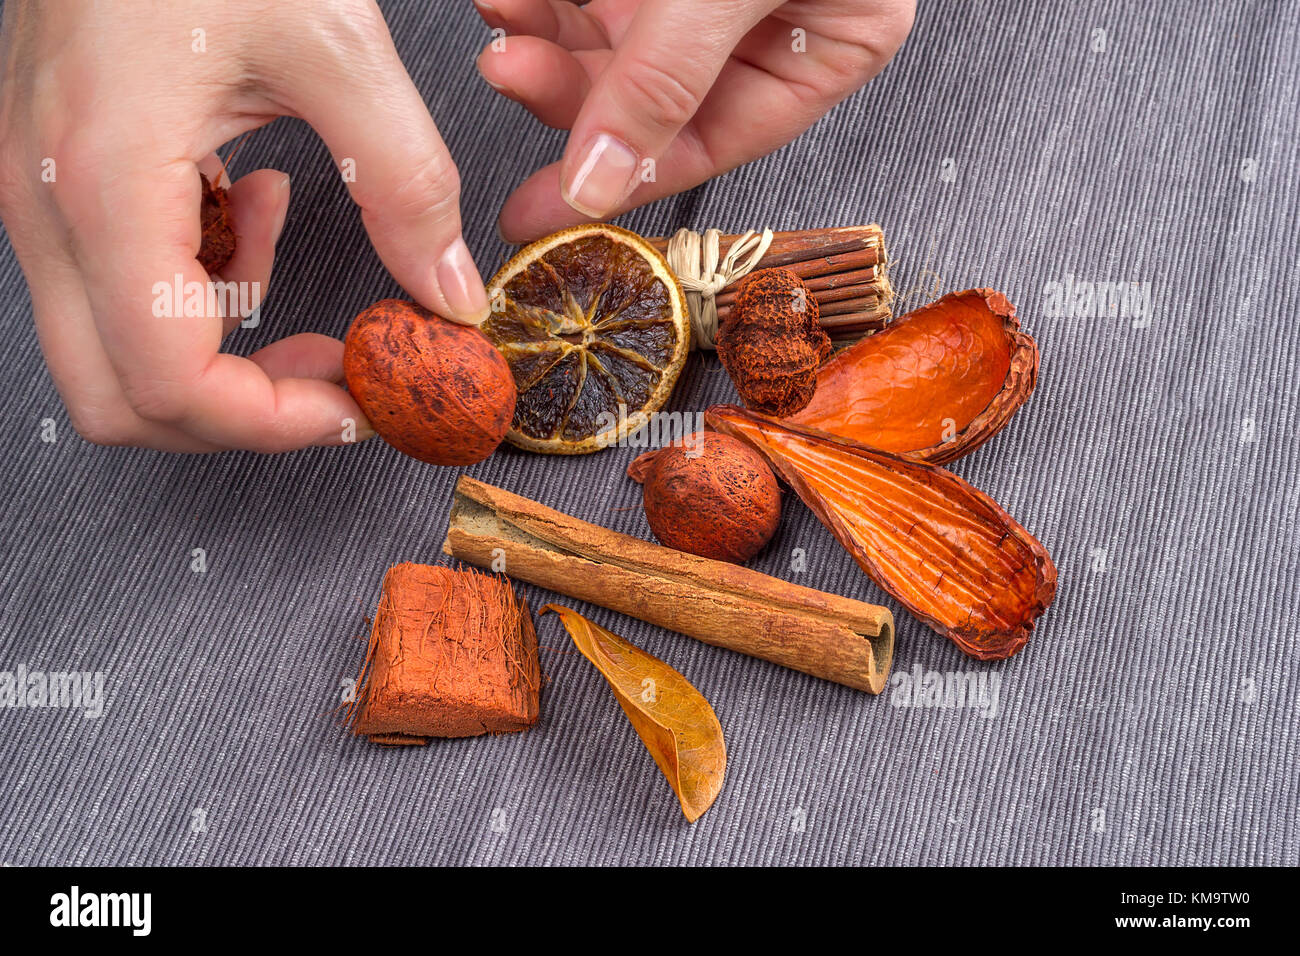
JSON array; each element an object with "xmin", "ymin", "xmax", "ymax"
[
  {"xmin": 706, "ymin": 405, "xmax": 1056, "ymax": 660},
  {"xmin": 443, "ymin": 476, "xmax": 895, "ymax": 692},
  {"xmin": 790, "ymin": 289, "xmax": 1039, "ymax": 464}
]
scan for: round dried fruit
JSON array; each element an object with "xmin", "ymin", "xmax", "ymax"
[
  {"xmin": 628, "ymin": 433, "xmax": 781, "ymax": 564},
  {"xmin": 482, "ymin": 224, "xmax": 690, "ymax": 454},
  {"xmin": 716, "ymin": 267, "xmax": 831, "ymax": 417},
  {"xmin": 343, "ymin": 299, "xmax": 516, "ymax": 466}
]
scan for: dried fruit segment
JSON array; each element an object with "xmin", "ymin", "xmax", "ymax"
[
  {"xmin": 483, "ymin": 225, "xmax": 690, "ymax": 454},
  {"xmin": 707, "ymin": 405, "xmax": 1056, "ymax": 660},
  {"xmin": 543, "ymin": 604, "xmax": 726, "ymax": 822},
  {"xmin": 791, "ymin": 289, "xmax": 1038, "ymax": 464}
]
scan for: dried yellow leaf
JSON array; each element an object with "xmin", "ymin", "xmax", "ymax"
[{"xmin": 543, "ymin": 604, "xmax": 726, "ymax": 822}]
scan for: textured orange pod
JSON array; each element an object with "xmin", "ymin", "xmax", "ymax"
[
  {"xmin": 343, "ymin": 299, "xmax": 516, "ymax": 466},
  {"xmin": 627, "ymin": 433, "xmax": 781, "ymax": 564},
  {"xmin": 348, "ymin": 563, "xmax": 540, "ymax": 743},
  {"xmin": 717, "ymin": 268, "xmax": 831, "ymax": 417},
  {"xmin": 791, "ymin": 289, "xmax": 1038, "ymax": 464},
  {"xmin": 708, "ymin": 405, "xmax": 1056, "ymax": 660}
]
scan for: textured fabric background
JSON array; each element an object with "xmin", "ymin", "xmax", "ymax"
[{"xmin": 1, "ymin": 0, "xmax": 1296, "ymax": 866}]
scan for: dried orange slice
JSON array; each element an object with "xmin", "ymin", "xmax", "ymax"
[{"xmin": 482, "ymin": 224, "xmax": 690, "ymax": 454}]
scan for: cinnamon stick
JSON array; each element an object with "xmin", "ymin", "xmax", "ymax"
[
  {"xmin": 442, "ymin": 476, "xmax": 895, "ymax": 693},
  {"xmin": 646, "ymin": 226, "xmax": 886, "ymax": 270}
]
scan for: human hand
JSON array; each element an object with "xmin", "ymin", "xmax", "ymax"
[
  {"xmin": 0, "ymin": 0, "xmax": 489, "ymax": 452},
  {"xmin": 474, "ymin": 0, "xmax": 916, "ymax": 243}
]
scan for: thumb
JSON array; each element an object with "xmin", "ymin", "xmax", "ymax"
[
  {"xmin": 559, "ymin": 0, "xmax": 775, "ymax": 220},
  {"xmin": 279, "ymin": 16, "xmax": 489, "ymax": 325}
]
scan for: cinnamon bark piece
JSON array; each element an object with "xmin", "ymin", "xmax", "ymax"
[
  {"xmin": 348, "ymin": 563, "xmax": 540, "ymax": 743},
  {"xmin": 442, "ymin": 476, "xmax": 895, "ymax": 693}
]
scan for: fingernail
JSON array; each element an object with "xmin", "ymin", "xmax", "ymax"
[
  {"xmin": 325, "ymin": 416, "xmax": 376, "ymax": 447},
  {"xmin": 436, "ymin": 236, "xmax": 491, "ymax": 325},
  {"xmin": 271, "ymin": 174, "xmax": 291, "ymax": 245},
  {"xmin": 476, "ymin": 59, "xmax": 511, "ymax": 94},
  {"xmin": 562, "ymin": 133, "xmax": 639, "ymax": 219}
]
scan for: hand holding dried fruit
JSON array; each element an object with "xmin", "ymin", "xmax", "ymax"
[
  {"xmin": 628, "ymin": 433, "xmax": 781, "ymax": 564},
  {"xmin": 0, "ymin": 0, "xmax": 490, "ymax": 452},
  {"xmin": 344, "ymin": 300, "xmax": 516, "ymax": 466}
]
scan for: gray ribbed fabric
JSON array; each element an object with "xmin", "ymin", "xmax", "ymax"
[{"xmin": 1, "ymin": 0, "xmax": 1296, "ymax": 866}]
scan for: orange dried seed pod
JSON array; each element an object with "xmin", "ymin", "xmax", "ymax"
[{"xmin": 791, "ymin": 288, "xmax": 1038, "ymax": 464}]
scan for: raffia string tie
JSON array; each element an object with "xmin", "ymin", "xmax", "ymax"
[{"xmin": 666, "ymin": 227, "xmax": 774, "ymax": 350}]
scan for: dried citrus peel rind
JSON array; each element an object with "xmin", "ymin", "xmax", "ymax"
[{"xmin": 791, "ymin": 288, "xmax": 1038, "ymax": 464}]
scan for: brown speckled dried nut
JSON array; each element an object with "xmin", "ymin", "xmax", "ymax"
[
  {"xmin": 630, "ymin": 433, "xmax": 781, "ymax": 564},
  {"xmin": 716, "ymin": 267, "xmax": 831, "ymax": 417},
  {"xmin": 343, "ymin": 299, "xmax": 516, "ymax": 466}
]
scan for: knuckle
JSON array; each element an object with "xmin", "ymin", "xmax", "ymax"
[
  {"xmin": 43, "ymin": 127, "xmax": 106, "ymax": 211},
  {"xmin": 256, "ymin": 0, "xmax": 392, "ymax": 92},
  {"xmin": 68, "ymin": 406, "xmax": 137, "ymax": 447},
  {"xmin": 864, "ymin": 4, "xmax": 917, "ymax": 62},
  {"xmin": 812, "ymin": 52, "xmax": 872, "ymax": 98},
  {"xmin": 305, "ymin": 0, "xmax": 392, "ymax": 66},
  {"xmin": 618, "ymin": 59, "xmax": 703, "ymax": 132},
  {"xmin": 118, "ymin": 374, "xmax": 193, "ymax": 425},
  {"xmin": 801, "ymin": 6, "xmax": 917, "ymax": 101},
  {"xmin": 848, "ymin": 5, "xmax": 917, "ymax": 75},
  {"xmin": 367, "ymin": 152, "xmax": 461, "ymax": 224}
]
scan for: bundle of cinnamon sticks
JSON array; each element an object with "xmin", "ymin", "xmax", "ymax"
[{"xmin": 648, "ymin": 224, "xmax": 892, "ymax": 343}]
